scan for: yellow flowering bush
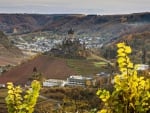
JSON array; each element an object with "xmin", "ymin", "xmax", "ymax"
[
  {"xmin": 5, "ymin": 80, "xmax": 41, "ymax": 113},
  {"xmin": 97, "ymin": 43, "xmax": 150, "ymax": 113}
]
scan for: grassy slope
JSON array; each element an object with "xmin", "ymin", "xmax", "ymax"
[{"xmin": 66, "ymin": 58, "xmax": 108, "ymax": 75}]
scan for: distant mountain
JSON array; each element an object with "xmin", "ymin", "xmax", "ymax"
[{"xmin": 0, "ymin": 13, "xmax": 150, "ymax": 39}]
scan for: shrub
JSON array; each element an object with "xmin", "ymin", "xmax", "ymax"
[
  {"xmin": 5, "ymin": 80, "xmax": 41, "ymax": 113},
  {"xmin": 96, "ymin": 43, "xmax": 150, "ymax": 113}
]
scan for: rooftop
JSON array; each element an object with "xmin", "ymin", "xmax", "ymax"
[{"xmin": 69, "ymin": 75, "xmax": 93, "ymax": 80}]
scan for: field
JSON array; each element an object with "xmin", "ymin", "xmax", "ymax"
[{"xmin": 66, "ymin": 58, "xmax": 108, "ymax": 75}]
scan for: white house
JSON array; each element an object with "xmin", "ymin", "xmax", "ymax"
[
  {"xmin": 0, "ymin": 84, "xmax": 5, "ymax": 88},
  {"xmin": 43, "ymin": 79, "xmax": 64, "ymax": 87},
  {"xmin": 65, "ymin": 75, "xmax": 94, "ymax": 87}
]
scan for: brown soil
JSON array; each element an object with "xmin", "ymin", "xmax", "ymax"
[
  {"xmin": 0, "ymin": 55, "xmax": 76, "ymax": 84},
  {"xmin": 0, "ymin": 56, "xmax": 22, "ymax": 66}
]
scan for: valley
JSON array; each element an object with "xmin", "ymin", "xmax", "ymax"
[
  {"xmin": 0, "ymin": 12, "xmax": 149, "ymax": 113},
  {"xmin": 0, "ymin": 12, "xmax": 149, "ymax": 84}
]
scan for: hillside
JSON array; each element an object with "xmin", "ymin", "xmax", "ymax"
[
  {"xmin": 0, "ymin": 55, "xmax": 109, "ymax": 84},
  {"xmin": 0, "ymin": 31, "xmax": 23, "ymax": 66},
  {"xmin": 0, "ymin": 13, "xmax": 150, "ymax": 42},
  {"xmin": 0, "ymin": 55, "xmax": 76, "ymax": 84},
  {"xmin": 0, "ymin": 13, "xmax": 149, "ymax": 84},
  {"xmin": 100, "ymin": 31, "xmax": 150, "ymax": 64},
  {"xmin": 119, "ymin": 32, "xmax": 150, "ymax": 64}
]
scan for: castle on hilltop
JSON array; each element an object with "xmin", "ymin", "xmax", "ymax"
[{"xmin": 48, "ymin": 29, "xmax": 88, "ymax": 58}]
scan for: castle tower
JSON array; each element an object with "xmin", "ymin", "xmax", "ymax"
[{"xmin": 67, "ymin": 28, "xmax": 74, "ymax": 41}]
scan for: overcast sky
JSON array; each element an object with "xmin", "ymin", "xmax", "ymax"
[{"xmin": 0, "ymin": 0, "xmax": 149, "ymax": 14}]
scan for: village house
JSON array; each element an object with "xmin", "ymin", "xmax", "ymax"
[
  {"xmin": 43, "ymin": 79, "xmax": 65, "ymax": 87},
  {"xmin": 64, "ymin": 75, "xmax": 95, "ymax": 87}
]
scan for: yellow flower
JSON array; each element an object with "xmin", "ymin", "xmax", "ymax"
[
  {"xmin": 120, "ymin": 68, "xmax": 127, "ymax": 72},
  {"xmin": 127, "ymin": 63, "xmax": 133, "ymax": 68},
  {"xmin": 125, "ymin": 46, "xmax": 132, "ymax": 53},
  {"xmin": 117, "ymin": 48, "xmax": 124, "ymax": 54},
  {"xmin": 117, "ymin": 42, "xmax": 125, "ymax": 48},
  {"xmin": 117, "ymin": 57, "xmax": 126, "ymax": 63},
  {"xmin": 117, "ymin": 52, "xmax": 126, "ymax": 57},
  {"xmin": 7, "ymin": 82, "xmax": 13, "ymax": 89}
]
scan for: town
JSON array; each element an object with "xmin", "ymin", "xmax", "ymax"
[{"xmin": 9, "ymin": 31, "xmax": 106, "ymax": 54}]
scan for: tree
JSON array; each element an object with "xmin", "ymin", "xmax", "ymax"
[
  {"xmin": 5, "ymin": 80, "xmax": 41, "ymax": 113},
  {"xmin": 29, "ymin": 67, "xmax": 44, "ymax": 83},
  {"xmin": 96, "ymin": 43, "xmax": 150, "ymax": 113},
  {"xmin": 33, "ymin": 66, "xmax": 37, "ymax": 73}
]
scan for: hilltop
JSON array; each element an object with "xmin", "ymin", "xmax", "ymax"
[{"xmin": 0, "ymin": 13, "xmax": 150, "ymax": 41}]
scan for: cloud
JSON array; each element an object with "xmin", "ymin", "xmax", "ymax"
[{"xmin": 0, "ymin": 0, "xmax": 149, "ymax": 14}]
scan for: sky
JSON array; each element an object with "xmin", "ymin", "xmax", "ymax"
[{"xmin": 0, "ymin": 0, "xmax": 149, "ymax": 15}]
